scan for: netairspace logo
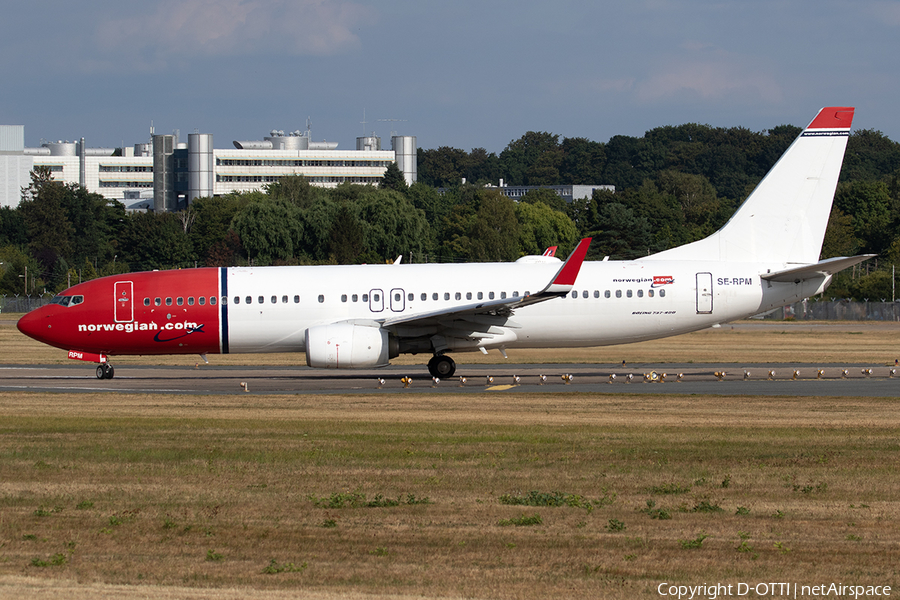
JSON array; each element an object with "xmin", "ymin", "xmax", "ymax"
[{"xmin": 657, "ymin": 582, "xmax": 892, "ymax": 599}]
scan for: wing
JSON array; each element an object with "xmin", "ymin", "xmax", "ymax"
[{"xmin": 380, "ymin": 238, "xmax": 591, "ymax": 354}]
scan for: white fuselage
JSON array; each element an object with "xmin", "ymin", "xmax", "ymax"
[{"xmin": 223, "ymin": 259, "xmax": 822, "ymax": 355}]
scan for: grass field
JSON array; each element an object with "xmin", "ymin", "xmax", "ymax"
[{"xmin": 2, "ymin": 315, "xmax": 899, "ymax": 599}]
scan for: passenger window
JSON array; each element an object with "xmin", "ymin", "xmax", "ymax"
[
  {"xmin": 626, "ymin": 290, "xmax": 633, "ymax": 298},
  {"xmin": 233, "ymin": 296, "xmax": 240, "ymax": 304},
  {"xmin": 455, "ymin": 292, "xmax": 461, "ymax": 300},
  {"xmin": 282, "ymin": 295, "xmax": 288, "ymax": 303},
  {"xmin": 489, "ymin": 292, "xmax": 495, "ymax": 299},
  {"xmin": 258, "ymin": 296, "xmax": 264, "ymax": 304},
  {"xmin": 188, "ymin": 297, "xmax": 195, "ymax": 306},
  {"xmin": 615, "ymin": 290, "xmax": 622, "ymax": 298},
  {"xmin": 477, "ymin": 292, "xmax": 483, "ymax": 300},
  {"xmin": 660, "ymin": 289, "xmax": 666, "ymax": 297},
  {"xmin": 166, "ymin": 298, "xmax": 173, "ymax": 306},
  {"xmin": 199, "ymin": 297, "xmax": 206, "ymax": 305},
  {"xmin": 648, "ymin": 289, "xmax": 654, "ymax": 297},
  {"xmin": 155, "ymin": 298, "xmax": 161, "ymax": 306},
  {"xmin": 444, "ymin": 293, "xmax": 450, "ymax": 301},
  {"xmin": 212, "ymin": 296, "xmax": 219, "ymax": 306},
  {"xmin": 571, "ymin": 291, "xmax": 577, "ymax": 299},
  {"xmin": 466, "ymin": 292, "xmax": 472, "ymax": 300},
  {"xmin": 594, "ymin": 290, "xmax": 600, "ymax": 298},
  {"xmin": 408, "ymin": 293, "xmax": 414, "ymax": 301},
  {"xmin": 177, "ymin": 297, "xmax": 184, "ymax": 306},
  {"xmin": 582, "ymin": 290, "xmax": 588, "ymax": 298},
  {"xmin": 637, "ymin": 289, "xmax": 643, "ymax": 298},
  {"xmin": 318, "ymin": 295, "xmax": 325, "ymax": 303},
  {"xmin": 353, "ymin": 294, "xmax": 359, "ymax": 302},
  {"xmin": 144, "ymin": 298, "xmax": 150, "ymax": 306},
  {"xmin": 421, "ymin": 293, "xmax": 427, "ymax": 301},
  {"xmin": 373, "ymin": 293, "xmax": 380, "ymax": 302},
  {"xmin": 501, "ymin": 292, "xmax": 507, "ymax": 299},
  {"xmin": 341, "ymin": 294, "xmax": 348, "ymax": 302},
  {"xmin": 271, "ymin": 296, "xmax": 277, "ymax": 304},
  {"xmin": 294, "ymin": 295, "xmax": 300, "ymax": 303},
  {"xmin": 246, "ymin": 296, "xmax": 252, "ymax": 304},
  {"xmin": 363, "ymin": 294, "xmax": 369, "ymax": 302},
  {"xmin": 394, "ymin": 293, "xmax": 401, "ymax": 302},
  {"xmin": 432, "ymin": 293, "xmax": 438, "ymax": 301},
  {"xmin": 513, "ymin": 291, "xmax": 519, "ymax": 297},
  {"xmin": 604, "ymin": 290, "xmax": 610, "ymax": 298}
]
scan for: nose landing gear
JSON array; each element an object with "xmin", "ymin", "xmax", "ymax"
[{"xmin": 96, "ymin": 363, "xmax": 115, "ymax": 380}]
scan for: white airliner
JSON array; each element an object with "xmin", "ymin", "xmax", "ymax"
[{"xmin": 18, "ymin": 107, "xmax": 866, "ymax": 380}]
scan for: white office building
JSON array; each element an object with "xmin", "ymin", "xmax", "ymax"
[{"xmin": 0, "ymin": 125, "xmax": 415, "ymax": 210}]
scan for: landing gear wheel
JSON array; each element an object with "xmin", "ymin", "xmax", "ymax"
[
  {"xmin": 428, "ymin": 354, "xmax": 456, "ymax": 378},
  {"xmin": 96, "ymin": 364, "xmax": 115, "ymax": 380}
]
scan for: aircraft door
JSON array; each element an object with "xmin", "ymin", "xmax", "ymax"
[
  {"xmin": 369, "ymin": 289, "xmax": 384, "ymax": 312},
  {"xmin": 696, "ymin": 272, "xmax": 713, "ymax": 314},
  {"xmin": 114, "ymin": 281, "xmax": 134, "ymax": 322},
  {"xmin": 390, "ymin": 288, "xmax": 405, "ymax": 312}
]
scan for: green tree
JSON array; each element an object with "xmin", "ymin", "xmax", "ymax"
[
  {"xmin": 515, "ymin": 201, "xmax": 578, "ymax": 256},
  {"xmin": 500, "ymin": 132, "xmax": 561, "ymax": 186},
  {"xmin": 328, "ymin": 203, "xmax": 365, "ymax": 264},
  {"xmin": 230, "ymin": 199, "xmax": 301, "ymax": 265},
  {"xmin": 265, "ymin": 175, "xmax": 320, "ymax": 208},
  {"xmin": 189, "ymin": 193, "xmax": 257, "ymax": 263},
  {"xmin": 835, "ymin": 180, "xmax": 894, "ymax": 255},
  {"xmin": 589, "ymin": 202, "xmax": 652, "ymax": 260},
  {"xmin": 119, "ymin": 211, "xmax": 194, "ymax": 271},
  {"xmin": 379, "ymin": 162, "xmax": 409, "ymax": 193},
  {"xmin": 0, "ymin": 246, "xmax": 41, "ymax": 296},
  {"xmin": 19, "ymin": 170, "xmax": 74, "ymax": 269},
  {"xmin": 820, "ymin": 206, "xmax": 858, "ymax": 259},
  {"xmin": 355, "ymin": 189, "xmax": 430, "ymax": 262},
  {"xmin": 0, "ymin": 206, "xmax": 27, "ymax": 247},
  {"xmin": 468, "ymin": 190, "xmax": 520, "ymax": 261},
  {"xmin": 520, "ymin": 187, "xmax": 567, "ymax": 213}
]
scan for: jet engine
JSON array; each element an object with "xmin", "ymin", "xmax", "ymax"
[{"xmin": 305, "ymin": 321, "xmax": 398, "ymax": 369}]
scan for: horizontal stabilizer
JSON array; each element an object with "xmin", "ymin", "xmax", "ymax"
[{"xmin": 761, "ymin": 255, "xmax": 874, "ymax": 283}]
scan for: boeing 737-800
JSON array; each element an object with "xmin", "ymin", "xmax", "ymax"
[{"xmin": 17, "ymin": 107, "xmax": 867, "ymax": 380}]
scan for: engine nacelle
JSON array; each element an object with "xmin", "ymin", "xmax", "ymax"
[{"xmin": 305, "ymin": 321, "xmax": 397, "ymax": 369}]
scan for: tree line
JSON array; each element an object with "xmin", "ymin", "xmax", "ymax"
[{"xmin": 2, "ymin": 121, "xmax": 900, "ymax": 301}]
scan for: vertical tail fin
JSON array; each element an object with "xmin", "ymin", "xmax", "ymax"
[{"xmin": 648, "ymin": 107, "xmax": 854, "ymax": 264}]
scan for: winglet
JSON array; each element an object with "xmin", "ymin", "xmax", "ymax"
[{"xmin": 544, "ymin": 237, "xmax": 591, "ymax": 293}]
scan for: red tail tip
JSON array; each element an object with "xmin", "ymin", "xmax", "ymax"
[{"xmin": 807, "ymin": 107, "xmax": 855, "ymax": 130}]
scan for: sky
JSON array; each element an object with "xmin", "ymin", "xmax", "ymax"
[{"xmin": 2, "ymin": 0, "xmax": 899, "ymax": 154}]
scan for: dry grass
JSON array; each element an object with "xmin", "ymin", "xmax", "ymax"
[
  {"xmin": 1, "ymin": 391, "xmax": 899, "ymax": 599},
  {"xmin": 3, "ymin": 314, "xmax": 900, "ymax": 598}
]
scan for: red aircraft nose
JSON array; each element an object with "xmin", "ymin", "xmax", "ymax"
[{"xmin": 17, "ymin": 308, "xmax": 55, "ymax": 347}]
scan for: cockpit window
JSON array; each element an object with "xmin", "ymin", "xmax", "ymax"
[{"xmin": 50, "ymin": 295, "xmax": 84, "ymax": 307}]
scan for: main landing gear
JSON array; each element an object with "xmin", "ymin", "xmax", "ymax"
[
  {"xmin": 427, "ymin": 354, "xmax": 456, "ymax": 378},
  {"xmin": 96, "ymin": 363, "xmax": 115, "ymax": 380}
]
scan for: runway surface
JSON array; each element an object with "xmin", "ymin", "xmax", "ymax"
[{"xmin": 2, "ymin": 361, "xmax": 899, "ymax": 396}]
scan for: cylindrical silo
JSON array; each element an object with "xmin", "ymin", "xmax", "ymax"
[
  {"xmin": 391, "ymin": 136, "xmax": 417, "ymax": 186},
  {"xmin": 188, "ymin": 133, "xmax": 214, "ymax": 204}
]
